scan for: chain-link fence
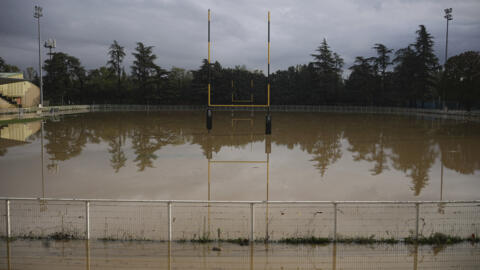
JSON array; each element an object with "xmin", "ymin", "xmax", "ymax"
[{"xmin": 1, "ymin": 198, "xmax": 479, "ymax": 242}]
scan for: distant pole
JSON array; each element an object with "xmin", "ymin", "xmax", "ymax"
[
  {"xmin": 34, "ymin": 6, "xmax": 44, "ymax": 107},
  {"xmin": 267, "ymin": 11, "xmax": 270, "ymax": 110},
  {"xmin": 208, "ymin": 9, "xmax": 211, "ymax": 107},
  {"xmin": 206, "ymin": 9, "xmax": 213, "ymax": 131},
  {"xmin": 443, "ymin": 8, "xmax": 452, "ymax": 109}
]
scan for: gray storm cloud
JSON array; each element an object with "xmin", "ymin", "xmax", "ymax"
[{"xmin": 1, "ymin": 0, "xmax": 479, "ymax": 74}]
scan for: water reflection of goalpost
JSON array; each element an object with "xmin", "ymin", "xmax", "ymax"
[{"xmin": 205, "ymin": 117, "xmax": 272, "ymax": 241}]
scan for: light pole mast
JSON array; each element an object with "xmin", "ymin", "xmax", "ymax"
[
  {"xmin": 34, "ymin": 5, "xmax": 43, "ymax": 107},
  {"xmin": 443, "ymin": 8, "xmax": 452, "ymax": 109}
]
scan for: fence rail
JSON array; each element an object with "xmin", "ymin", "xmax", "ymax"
[
  {"xmin": 1, "ymin": 104, "xmax": 480, "ymax": 120},
  {"xmin": 1, "ymin": 198, "xmax": 479, "ymax": 242}
]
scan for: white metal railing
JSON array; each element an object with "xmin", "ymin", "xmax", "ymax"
[
  {"xmin": 1, "ymin": 197, "xmax": 479, "ymax": 242},
  {"xmin": 1, "ymin": 104, "xmax": 480, "ymax": 118}
]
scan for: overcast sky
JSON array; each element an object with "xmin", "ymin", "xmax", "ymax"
[{"xmin": 1, "ymin": 0, "xmax": 479, "ymax": 76}]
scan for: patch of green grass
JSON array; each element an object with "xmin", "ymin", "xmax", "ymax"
[
  {"xmin": 190, "ymin": 236, "xmax": 214, "ymax": 243},
  {"xmin": 0, "ymin": 117, "xmax": 42, "ymax": 125},
  {"xmin": 14, "ymin": 232, "xmax": 80, "ymax": 241},
  {"xmin": 278, "ymin": 237, "xmax": 331, "ymax": 245},
  {"xmin": 99, "ymin": 237, "xmax": 156, "ymax": 242},
  {"xmin": 380, "ymin": 237, "xmax": 400, "ymax": 244},
  {"xmin": 404, "ymin": 233, "xmax": 463, "ymax": 245},
  {"xmin": 223, "ymin": 238, "xmax": 250, "ymax": 246},
  {"xmin": 98, "ymin": 237, "xmax": 118, "ymax": 242},
  {"xmin": 48, "ymin": 232, "xmax": 79, "ymax": 240},
  {"xmin": 468, "ymin": 236, "xmax": 480, "ymax": 243},
  {"xmin": 337, "ymin": 235, "xmax": 376, "ymax": 244}
]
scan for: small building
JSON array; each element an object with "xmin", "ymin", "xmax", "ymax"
[{"xmin": 0, "ymin": 72, "xmax": 40, "ymax": 109}]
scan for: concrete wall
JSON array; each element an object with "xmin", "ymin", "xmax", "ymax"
[
  {"xmin": 0, "ymin": 81, "xmax": 40, "ymax": 109},
  {"xmin": 21, "ymin": 82, "xmax": 40, "ymax": 108},
  {"xmin": 0, "ymin": 97, "xmax": 15, "ymax": 109}
]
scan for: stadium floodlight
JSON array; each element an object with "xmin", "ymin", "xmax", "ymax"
[{"xmin": 44, "ymin": 38, "xmax": 56, "ymax": 60}]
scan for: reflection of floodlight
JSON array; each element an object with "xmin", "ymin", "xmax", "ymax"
[
  {"xmin": 442, "ymin": 8, "xmax": 453, "ymax": 110},
  {"xmin": 34, "ymin": 5, "xmax": 44, "ymax": 107}
]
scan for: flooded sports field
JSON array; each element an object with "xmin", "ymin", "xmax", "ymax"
[
  {"xmin": 1, "ymin": 110, "xmax": 480, "ymax": 268},
  {"xmin": 1, "ymin": 110, "xmax": 479, "ymax": 201}
]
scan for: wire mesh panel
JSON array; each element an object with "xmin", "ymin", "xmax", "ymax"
[
  {"xmin": 336, "ymin": 203, "xmax": 417, "ymax": 240},
  {"xmin": 2, "ymin": 199, "xmax": 480, "ymax": 242},
  {"xmin": 419, "ymin": 202, "xmax": 480, "ymax": 238},
  {"xmin": 254, "ymin": 203, "xmax": 335, "ymax": 240},
  {"xmin": 90, "ymin": 201, "xmax": 167, "ymax": 241},
  {"xmin": 172, "ymin": 203, "xmax": 250, "ymax": 241},
  {"xmin": 10, "ymin": 200, "xmax": 85, "ymax": 238}
]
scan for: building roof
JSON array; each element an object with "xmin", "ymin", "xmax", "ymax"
[{"xmin": 0, "ymin": 72, "xmax": 24, "ymax": 79}]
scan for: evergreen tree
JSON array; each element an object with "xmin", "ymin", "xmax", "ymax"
[
  {"xmin": 311, "ymin": 39, "xmax": 336, "ymax": 75},
  {"xmin": 443, "ymin": 51, "xmax": 480, "ymax": 110},
  {"xmin": 413, "ymin": 25, "xmax": 439, "ymax": 107},
  {"xmin": 131, "ymin": 42, "xmax": 158, "ymax": 88},
  {"xmin": 372, "ymin": 43, "xmax": 393, "ymax": 102},
  {"xmin": 43, "ymin": 52, "xmax": 86, "ymax": 105},
  {"xmin": 131, "ymin": 42, "xmax": 160, "ymax": 103},
  {"xmin": 346, "ymin": 56, "xmax": 376, "ymax": 104},
  {"xmin": 393, "ymin": 46, "xmax": 417, "ymax": 106},
  {"xmin": 0, "ymin": 57, "xmax": 21, "ymax": 72},
  {"xmin": 107, "ymin": 40, "xmax": 126, "ymax": 89},
  {"xmin": 311, "ymin": 38, "xmax": 344, "ymax": 103}
]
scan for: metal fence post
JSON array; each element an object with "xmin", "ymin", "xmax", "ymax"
[
  {"xmin": 415, "ymin": 203, "xmax": 420, "ymax": 240},
  {"xmin": 6, "ymin": 200, "xmax": 11, "ymax": 238},
  {"xmin": 85, "ymin": 201, "xmax": 90, "ymax": 240},
  {"xmin": 167, "ymin": 202, "xmax": 172, "ymax": 242},
  {"xmin": 333, "ymin": 202, "xmax": 337, "ymax": 242},
  {"xmin": 250, "ymin": 203, "xmax": 255, "ymax": 242}
]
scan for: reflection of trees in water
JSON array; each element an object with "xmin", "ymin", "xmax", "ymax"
[
  {"xmin": 0, "ymin": 147, "xmax": 7, "ymax": 156},
  {"xmin": 435, "ymin": 123, "xmax": 480, "ymax": 175},
  {"xmin": 381, "ymin": 118, "xmax": 437, "ymax": 196},
  {"xmin": 108, "ymin": 135, "xmax": 126, "ymax": 173},
  {"xmin": 343, "ymin": 116, "xmax": 389, "ymax": 175},
  {"xmin": 344, "ymin": 115, "xmax": 439, "ymax": 196},
  {"xmin": 39, "ymin": 112, "xmax": 480, "ymax": 196},
  {"xmin": 390, "ymin": 141, "xmax": 437, "ymax": 196},
  {"xmin": 44, "ymin": 119, "xmax": 90, "ymax": 161},
  {"xmin": 273, "ymin": 113, "xmax": 343, "ymax": 177},
  {"xmin": 44, "ymin": 112, "xmax": 190, "ymax": 172}
]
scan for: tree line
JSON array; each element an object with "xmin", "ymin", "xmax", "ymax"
[{"xmin": 1, "ymin": 24, "xmax": 479, "ymax": 110}]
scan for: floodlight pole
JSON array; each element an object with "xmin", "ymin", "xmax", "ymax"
[
  {"xmin": 443, "ymin": 8, "xmax": 452, "ymax": 110},
  {"xmin": 34, "ymin": 6, "xmax": 44, "ymax": 107},
  {"xmin": 208, "ymin": 9, "xmax": 211, "ymax": 107},
  {"xmin": 267, "ymin": 11, "xmax": 270, "ymax": 111}
]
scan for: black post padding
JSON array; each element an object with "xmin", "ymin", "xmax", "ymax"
[
  {"xmin": 207, "ymin": 109, "xmax": 213, "ymax": 130},
  {"xmin": 265, "ymin": 113, "xmax": 271, "ymax": 135}
]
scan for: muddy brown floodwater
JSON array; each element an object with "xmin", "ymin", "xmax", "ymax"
[
  {"xmin": 0, "ymin": 111, "xmax": 479, "ymax": 201},
  {"xmin": 1, "ymin": 239, "xmax": 479, "ymax": 270}
]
